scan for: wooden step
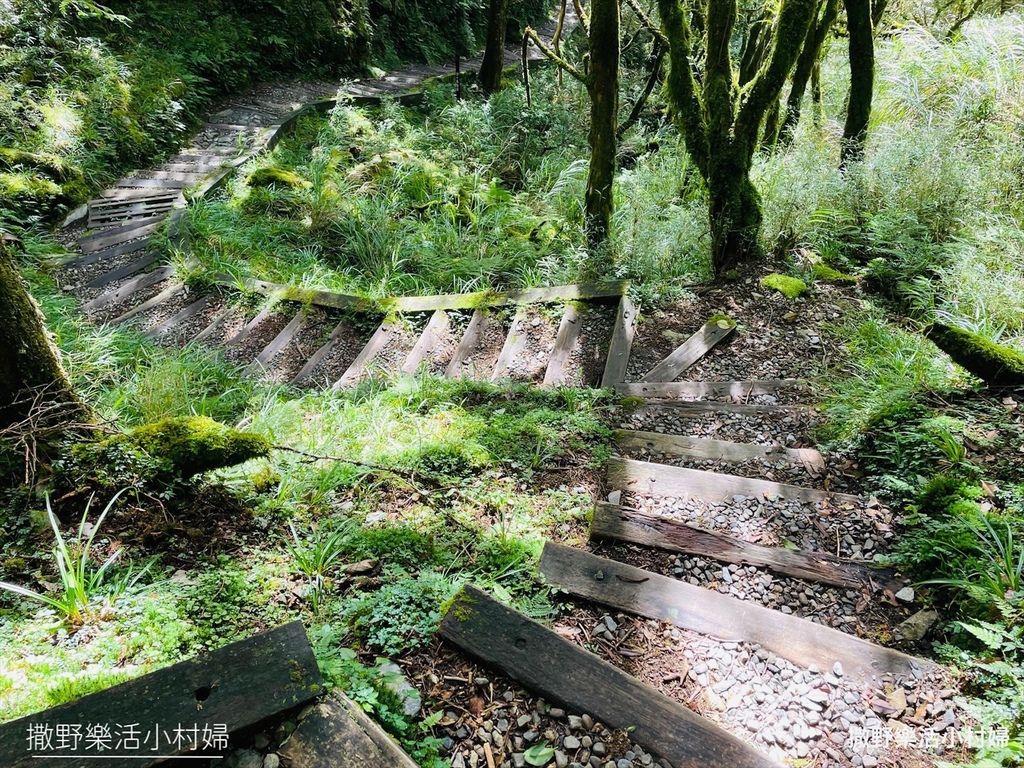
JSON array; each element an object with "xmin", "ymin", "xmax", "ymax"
[
  {"xmin": 144, "ymin": 295, "xmax": 217, "ymax": 338},
  {"xmin": 225, "ymin": 306, "xmax": 276, "ymax": 348},
  {"xmin": 83, "ymin": 253, "xmax": 160, "ymax": 289},
  {"xmin": 444, "ymin": 309, "xmax": 488, "ymax": 378},
  {"xmin": 591, "ymin": 502, "xmax": 890, "ymax": 589},
  {"xmin": 79, "ymin": 266, "xmax": 176, "ymax": 313},
  {"xmin": 0, "ymin": 621, "xmax": 321, "ymax": 768},
  {"xmin": 402, "ymin": 309, "xmax": 449, "ymax": 374},
  {"xmin": 247, "ymin": 310, "xmax": 307, "ymax": 374},
  {"xmin": 615, "ymin": 430, "xmax": 825, "ymax": 471},
  {"xmin": 190, "ymin": 305, "xmax": 236, "ymax": 345},
  {"xmin": 61, "ymin": 238, "xmax": 151, "ymax": 270},
  {"xmin": 88, "ymin": 203, "xmax": 176, "ymax": 227},
  {"xmin": 634, "ymin": 401, "xmax": 811, "ymax": 415},
  {"xmin": 108, "ymin": 283, "xmax": 185, "ymax": 325},
  {"xmin": 641, "ymin": 317, "xmax": 736, "ymax": 382},
  {"xmin": 333, "ymin": 320, "xmax": 399, "ymax": 388},
  {"xmin": 440, "ymin": 585, "xmax": 779, "ymax": 768},
  {"xmin": 79, "ymin": 216, "xmax": 165, "ymax": 253},
  {"xmin": 113, "ymin": 177, "xmax": 191, "ymax": 190},
  {"xmin": 98, "ymin": 186, "xmax": 182, "ymax": 201},
  {"xmin": 292, "ymin": 320, "xmax": 349, "ymax": 384},
  {"xmin": 600, "ymin": 294, "xmax": 638, "ymax": 388},
  {"xmin": 615, "ymin": 379, "xmax": 805, "ymax": 400},
  {"xmin": 278, "ymin": 692, "xmax": 418, "ymax": 768},
  {"xmin": 538, "ymin": 543, "xmax": 935, "ymax": 683},
  {"xmin": 490, "ymin": 306, "xmax": 528, "ymax": 381},
  {"xmin": 606, "ymin": 456, "xmax": 862, "ymax": 506},
  {"xmin": 155, "ymin": 163, "xmax": 224, "ymax": 175},
  {"xmin": 543, "ymin": 303, "xmax": 583, "ymax": 387}
]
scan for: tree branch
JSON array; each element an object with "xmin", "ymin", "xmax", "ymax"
[
  {"xmin": 524, "ymin": 26, "xmax": 588, "ymax": 83},
  {"xmin": 622, "ymin": 0, "xmax": 669, "ymax": 45},
  {"xmin": 657, "ymin": 0, "xmax": 710, "ymax": 176},
  {"xmin": 574, "ymin": 0, "xmax": 591, "ymax": 35}
]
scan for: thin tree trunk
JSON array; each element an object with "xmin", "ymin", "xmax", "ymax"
[
  {"xmin": 585, "ymin": 0, "xmax": 620, "ymax": 253},
  {"xmin": 842, "ymin": 0, "xmax": 874, "ymax": 165},
  {"xmin": 618, "ymin": 41, "xmax": 664, "ymax": 139},
  {"xmin": 480, "ymin": 0, "xmax": 511, "ymax": 94}
]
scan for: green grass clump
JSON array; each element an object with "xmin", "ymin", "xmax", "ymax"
[
  {"xmin": 247, "ymin": 167, "xmax": 309, "ymax": 189},
  {"xmin": 760, "ymin": 273, "xmax": 808, "ymax": 299},
  {"xmin": 812, "ymin": 263, "xmax": 858, "ymax": 284}
]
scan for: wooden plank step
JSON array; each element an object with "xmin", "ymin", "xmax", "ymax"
[
  {"xmin": 402, "ymin": 309, "xmax": 449, "ymax": 374},
  {"xmin": 491, "ymin": 306, "xmax": 529, "ymax": 381},
  {"xmin": 191, "ymin": 305, "xmax": 236, "ymax": 345},
  {"xmin": 226, "ymin": 306, "xmax": 276, "ymax": 348},
  {"xmin": 539, "ymin": 543, "xmax": 933, "ymax": 683},
  {"xmin": 60, "ymin": 237, "xmax": 151, "ymax": 270},
  {"xmin": 278, "ymin": 691, "xmax": 418, "ymax": 768},
  {"xmin": 89, "ymin": 191, "xmax": 180, "ymax": 209},
  {"xmin": 155, "ymin": 163, "xmax": 224, "ymax": 175},
  {"xmin": 333, "ymin": 320, "xmax": 399, "ymax": 389},
  {"xmin": 145, "ymin": 295, "xmax": 216, "ymax": 338},
  {"xmin": 445, "ymin": 309, "xmax": 488, "ymax": 378},
  {"xmin": 606, "ymin": 456, "xmax": 862, "ymax": 506},
  {"xmin": 591, "ymin": 502, "xmax": 889, "ymax": 589},
  {"xmin": 384, "ymin": 280, "xmax": 628, "ymax": 313},
  {"xmin": 109, "ymin": 283, "xmax": 185, "ymax": 325},
  {"xmin": 79, "ymin": 216, "xmax": 165, "ymax": 253},
  {"xmin": 83, "ymin": 253, "xmax": 160, "ymax": 289},
  {"xmin": 0, "ymin": 621, "xmax": 321, "ymax": 768},
  {"xmin": 99, "ymin": 186, "xmax": 183, "ymax": 200},
  {"xmin": 113, "ymin": 177, "xmax": 191, "ymax": 189},
  {"xmin": 615, "ymin": 430, "xmax": 826, "ymax": 471},
  {"xmin": 635, "ymin": 401, "xmax": 811, "ymax": 415},
  {"xmin": 79, "ymin": 266, "xmax": 176, "ymax": 313},
  {"xmin": 247, "ymin": 310, "xmax": 307, "ymax": 374},
  {"xmin": 218, "ymin": 277, "xmax": 376, "ymax": 313},
  {"xmin": 89, "ymin": 203, "xmax": 176, "ymax": 227},
  {"xmin": 440, "ymin": 585, "xmax": 779, "ymax": 768},
  {"xmin": 543, "ymin": 303, "xmax": 583, "ymax": 387},
  {"xmin": 292, "ymin": 320, "xmax": 348, "ymax": 384},
  {"xmin": 601, "ymin": 295, "xmax": 638, "ymax": 388},
  {"xmin": 614, "ymin": 379, "xmax": 805, "ymax": 400},
  {"xmin": 641, "ymin": 317, "xmax": 736, "ymax": 382}
]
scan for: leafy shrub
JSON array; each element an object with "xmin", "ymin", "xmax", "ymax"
[{"xmin": 343, "ymin": 570, "xmax": 456, "ymax": 655}]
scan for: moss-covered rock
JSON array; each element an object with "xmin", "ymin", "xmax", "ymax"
[
  {"xmin": 246, "ymin": 167, "xmax": 308, "ymax": 189},
  {"xmin": 812, "ymin": 263, "xmax": 858, "ymax": 284},
  {"xmin": 925, "ymin": 324, "xmax": 1024, "ymax": 386},
  {"xmin": 760, "ymin": 273, "xmax": 808, "ymax": 299}
]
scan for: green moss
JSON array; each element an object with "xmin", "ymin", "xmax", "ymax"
[
  {"xmin": 760, "ymin": 273, "xmax": 808, "ymax": 299},
  {"xmin": 812, "ymin": 263, "xmax": 858, "ymax": 284},
  {"xmin": 100, "ymin": 416, "xmax": 271, "ymax": 481},
  {"xmin": 926, "ymin": 324, "xmax": 1024, "ymax": 386},
  {"xmin": 246, "ymin": 167, "xmax": 308, "ymax": 189},
  {"xmin": 707, "ymin": 313, "xmax": 736, "ymax": 328}
]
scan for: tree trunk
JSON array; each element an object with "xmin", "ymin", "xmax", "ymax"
[
  {"xmin": 584, "ymin": 0, "xmax": 620, "ymax": 253},
  {"xmin": 708, "ymin": 150, "xmax": 762, "ymax": 273},
  {"xmin": 841, "ymin": 0, "xmax": 874, "ymax": 165},
  {"xmin": 0, "ymin": 241, "xmax": 88, "ymax": 433},
  {"xmin": 479, "ymin": 0, "xmax": 511, "ymax": 95},
  {"xmin": 775, "ymin": 0, "xmax": 840, "ymax": 148}
]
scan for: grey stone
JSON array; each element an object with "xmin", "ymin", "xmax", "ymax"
[
  {"xmin": 895, "ymin": 586, "xmax": 915, "ymax": 603},
  {"xmin": 236, "ymin": 751, "xmax": 262, "ymax": 768},
  {"xmin": 377, "ymin": 662, "xmax": 422, "ymax": 716},
  {"xmin": 564, "ymin": 736, "xmax": 581, "ymax": 750},
  {"xmin": 897, "ymin": 609, "xmax": 939, "ymax": 641},
  {"xmin": 262, "ymin": 756, "xmax": 280, "ymax": 768}
]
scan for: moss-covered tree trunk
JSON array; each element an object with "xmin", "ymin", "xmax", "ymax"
[
  {"xmin": 774, "ymin": 0, "xmax": 840, "ymax": 148},
  {"xmin": 841, "ymin": 0, "xmax": 874, "ymax": 165},
  {"xmin": 0, "ymin": 241, "xmax": 88, "ymax": 432},
  {"xmin": 658, "ymin": 0, "xmax": 814, "ymax": 274},
  {"xmin": 584, "ymin": 0, "xmax": 620, "ymax": 253},
  {"xmin": 479, "ymin": 0, "xmax": 511, "ymax": 94}
]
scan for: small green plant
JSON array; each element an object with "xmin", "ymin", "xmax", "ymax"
[
  {"xmin": 0, "ymin": 490, "xmax": 151, "ymax": 626},
  {"xmin": 288, "ymin": 520, "xmax": 357, "ymax": 612}
]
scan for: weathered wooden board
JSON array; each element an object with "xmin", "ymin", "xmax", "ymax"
[
  {"xmin": 277, "ymin": 691, "xmax": 418, "ymax": 768},
  {"xmin": 383, "ymin": 281, "xmax": 628, "ymax": 313},
  {"xmin": 292, "ymin": 320, "xmax": 349, "ymax": 384},
  {"xmin": 543, "ymin": 304, "xmax": 583, "ymax": 387},
  {"xmin": 634, "ymin": 401, "xmax": 812, "ymax": 416},
  {"xmin": 606, "ymin": 456, "xmax": 862, "ymax": 506},
  {"xmin": 190, "ymin": 306, "xmax": 237, "ymax": 345},
  {"xmin": 615, "ymin": 430, "xmax": 825, "ymax": 471},
  {"xmin": 109, "ymin": 283, "xmax": 185, "ymax": 325},
  {"xmin": 333, "ymin": 321, "xmax": 399, "ymax": 388},
  {"xmin": 145, "ymin": 295, "xmax": 216, "ymax": 338},
  {"xmin": 490, "ymin": 306, "xmax": 528, "ymax": 381},
  {"xmin": 137, "ymin": 168, "xmax": 210, "ymax": 181},
  {"xmin": 220, "ymin": 278, "xmax": 376, "ymax": 314},
  {"xmin": 79, "ymin": 266, "xmax": 175, "ymax": 313},
  {"xmin": 61, "ymin": 238, "xmax": 152, "ymax": 270},
  {"xmin": 402, "ymin": 309, "xmax": 449, "ymax": 374},
  {"xmin": 439, "ymin": 584, "xmax": 780, "ymax": 768},
  {"xmin": 79, "ymin": 217, "xmax": 165, "ymax": 253},
  {"xmin": 591, "ymin": 502, "xmax": 887, "ymax": 589},
  {"xmin": 538, "ymin": 543, "xmax": 934, "ymax": 683},
  {"xmin": 0, "ymin": 621, "xmax": 322, "ymax": 768},
  {"xmin": 614, "ymin": 379, "xmax": 805, "ymax": 400},
  {"xmin": 601, "ymin": 295, "xmax": 638, "ymax": 388},
  {"xmin": 445, "ymin": 309, "xmax": 488, "ymax": 378},
  {"xmin": 83, "ymin": 253, "xmax": 160, "ymax": 289},
  {"xmin": 113, "ymin": 177, "xmax": 191, "ymax": 190},
  {"xmin": 247, "ymin": 310, "xmax": 307, "ymax": 373},
  {"xmin": 640, "ymin": 319, "xmax": 736, "ymax": 382},
  {"xmin": 225, "ymin": 306, "xmax": 275, "ymax": 348}
]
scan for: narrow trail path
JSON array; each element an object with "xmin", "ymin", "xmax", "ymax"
[{"xmin": 47, "ymin": 12, "xmax": 962, "ymax": 767}]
